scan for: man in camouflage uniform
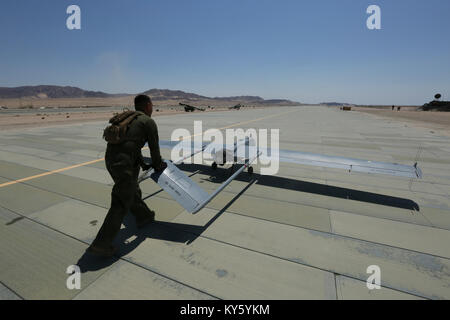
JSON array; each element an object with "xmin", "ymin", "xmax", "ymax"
[{"xmin": 88, "ymin": 95, "xmax": 167, "ymax": 257}]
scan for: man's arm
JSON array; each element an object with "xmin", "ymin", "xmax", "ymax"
[{"xmin": 145, "ymin": 118, "xmax": 164, "ymax": 170}]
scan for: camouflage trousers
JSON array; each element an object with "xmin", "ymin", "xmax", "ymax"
[{"xmin": 92, "ymin": 153, "xmax": 154, "ymax": 248}]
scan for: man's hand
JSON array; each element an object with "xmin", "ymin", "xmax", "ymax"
[
  {"xmin": 154, "ymin": 162, "xmax": 167, "ymax": 172},
  {"xmin": 141, "ymin": 162, "xmax": 152, "ymax": 171}
]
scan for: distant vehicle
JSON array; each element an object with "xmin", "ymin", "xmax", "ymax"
[
  {"xmin": 229, "ymin": 103, "xmax": 242, "ymax": 110},
  {"xmin": 179, "ymin": 103, "xmax": 205, "ymax": 112},
  {"xmin": 420, "ymin": 93, "xmax": 450, "ymax": 111}
]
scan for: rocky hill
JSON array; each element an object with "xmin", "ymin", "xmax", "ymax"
[
  {"xmin": 142, "ymin": 88, "xmax": 207, "ymax": 101},
  {"xmin": 0, "ymin": 85, "xmax": 119, "ymax": 99},
  {"xmin": 0, "ymin": 85, "xmax": 301, "ymax": 106}
]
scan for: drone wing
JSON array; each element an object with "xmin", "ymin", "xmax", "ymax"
[{"xmin": 257, "ymin": 148, "xmax": 422, "ymax": 179}]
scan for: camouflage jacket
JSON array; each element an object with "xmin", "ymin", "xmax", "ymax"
[{"xmin": 105, "ymin": 111, "xmax": 162, "ymax": 169}]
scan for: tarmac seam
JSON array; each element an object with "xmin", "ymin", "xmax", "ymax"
[
  {"xmin": 0, "ymin": 176, "xmax": 446, "ymax": 297},
  {"xmin": 0, "ymin": 158, "xmax": 105, "ymax": 188},
  {"xmin": 3, "ymin": 172, "xmax": 450, "ymax": 260},
  {"xmin": 218, "ymin": 207, "xmax": 450, "ymax": 261},
  {"xmin": 161, "ymin": 170, "xmax": 450, "ymax": 214},
  {"xmin": 0, "ymin": 148, "xmax": 104, "ymax": 169},
  {"xmin": 102, "ymin": 258, "xmax": 220, "ymax": 300},
  {"xmin": 0, "ymin": 280, "xmax": 25, "ymax": 300},
  {"xmin": 0, "ymin": 108, "xmax": 298, "ymax": 189},
  {"xmin": 69, "ymin": 258, "xmax": 218, "ymax": 300},
  {"xmin": 3, "ymin": 156, "xmax": 450, "ymax": 201},
  {"xmin": 2, "ymin": 136, "xmax": 450, "ymax": 192},
  {"xmin": 210, "ymin": 191, "xmax": 450, "ymax": 231},
  {"xmin": 163, "ymin": 219, "xmax": 429, "ymax": 300},
  {"xmin": 71, "ymin": 265, "xmax": 120, "ymax": 301},
  {"xmin": 333, "ymin": 274, "xmax": 340, "ymax": 300},
  {"xmin": 0, "ymin": 204, "xmax": 220, "ymax": 301},
  {"xmin": 187, "ymin": 187, "xmax": 448, "ymax": 230},
  {"xmin": 0, "ymin": 194, "xmax": 431, "ymax": 299},
  {"xmin": 0, "ymin": 204, "xmax": 121, "ymax": 300}
]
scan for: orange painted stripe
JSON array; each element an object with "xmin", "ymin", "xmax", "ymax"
[{"xmin": 0, "ymin": 158, "xmax": 105, "ymax": 188}]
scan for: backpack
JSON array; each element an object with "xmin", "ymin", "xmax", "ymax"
[{"xmin": 103, "ymin": 110, "xmax": 139, "ymax": 144}]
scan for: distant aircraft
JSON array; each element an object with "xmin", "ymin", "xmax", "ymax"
[
  {"xmin": 229, "ymin": 104, "xmax": 242, "ymax": 110},
  {"xmin": 179, "ymin": 103, "xmax": 205, "ymax": 112},
  {"xmin": 139, "ymin": 137, "xmax": 422, "ymax": 214}
]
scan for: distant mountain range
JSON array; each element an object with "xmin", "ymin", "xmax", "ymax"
[
  {"xmin": 0, "ymin": 85, "xmax": 121, "ymax": 99},
  {"xmin": 0, "ymin": 85, "xmax": 301, "ymax": 105}
]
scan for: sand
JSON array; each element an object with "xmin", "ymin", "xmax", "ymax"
[
  {"xmin": 352, "ymin": 107, "xmax": 450, "ymax": 136},
  {"xmin": 0, "ymin": 106, "xmax": 250, "ymax": 131}
]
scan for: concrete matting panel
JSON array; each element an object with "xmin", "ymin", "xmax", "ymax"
[
  {"xmin": 330, "ymin": 210, "xmax": 450, "ymax": 258},
  {"xmin": 0, "ymin": 282, "xmax": 22, "ymax": 300},
  {"xmin": 0, "ymin": 208, "xmax": 112, "ymax": 299},
  {"xmin": 0, "ymin": 159, "xmax": 45, "ymax": 181},
  {"xmin": 204, "ymin": 191, "xmax": 332, "ymax": 232},
  {"xmin": 2, "ymin": 106, "xmax": 450, "ymax": 299},
  {"xmin": 28, "ymin": 199, "xmax": 108, "ymax": 243},
  {"xmin": 73, "ymin": 260, "xmax": 215, "ymax": 300},
  {"xmin": 121, "ymin": 223, "xmax": 337, "ymax": 300},
  {"xmin": 176, "ymin": 210, "xmax": 449, "ymax": 299},
  {"xmin": 335, "ymin": 276, "xmax": 423, "ymax": 300},
  {"xmin": 0, "ymin": 182, "xmax": 69, "ymax": 216},
  {"xmin": 21, "ymin": 173, "xmax": 112, "ymax": 209}
]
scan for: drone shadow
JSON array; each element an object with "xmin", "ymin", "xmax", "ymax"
[{"xmin": 176, "ymin": 163, "xmax": 420, "ymax": 211}]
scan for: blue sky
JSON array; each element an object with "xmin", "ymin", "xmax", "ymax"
[{"xmin": 0, "ymin": 0, "xmax": 449, "ymax": 104}]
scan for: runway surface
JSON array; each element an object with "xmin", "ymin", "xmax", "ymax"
[{"xmin": 1, "ymin": 106, "xmax": 450, "ymax": 300}]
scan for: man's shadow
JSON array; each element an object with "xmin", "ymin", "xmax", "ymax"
[{"xmin": 75, "ymin": 177, "xmax": 257, "ymax": 274}]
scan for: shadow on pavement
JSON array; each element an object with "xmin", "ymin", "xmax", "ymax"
[
  {"xmin": 176, "ymin": 163, "xmax": 420, "ymax": 211},
  {"xmin": 75, "ymin": 178, "xmax": 256, "ymax": 273},
  {"xmin": 75, "ymin": 159, "xmax": 420, "ymax": 273}
]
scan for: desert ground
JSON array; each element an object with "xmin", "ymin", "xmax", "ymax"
[
  {"xmin": 353, "ymin": 107, "xmax": 450, "ymax": 136},
  {"xmin": 0, "ymin": 95, "xmax": 268, "ymax": 131},
  {"xmin": 0, "ymin": 95, "xmax": 257, "ymax": 109},
  {"xmin": 0, "ymin": 104, "xmax": 261, "ymax": 131}
]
